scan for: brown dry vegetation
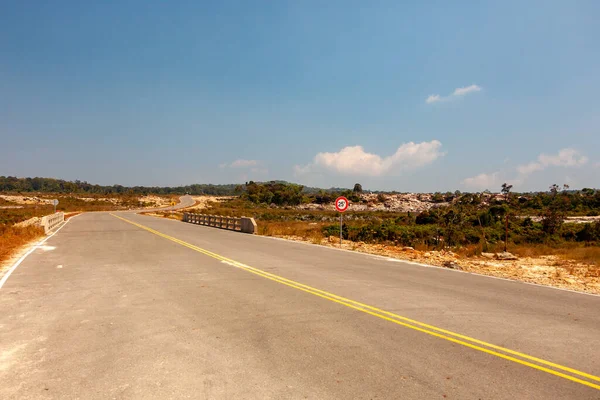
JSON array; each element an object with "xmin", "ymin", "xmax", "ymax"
[
  {"xmin": 453, "ymin": 242, "xmax": 600, "ymax": 266},
  {"xmin": 258, "ymin": 221, "xmax": 328, "ymax": 244},
  {"xmin": 64, "ymin": 212, "xmax": 82, "ymax": 220},
  {"xmin": 0, "ymin": 205, "xmax": 55, "ymax": 225},
  {"xmin": 257, "ymin": 221, "xmax": 596, "ymax": 268},
  {"xmin": 0, "ymin": 197, "xmax": 16, "ymax": 206},
  {"xmin": 0, "ymin": 224, "xmax": 45, "ymax": 266}
]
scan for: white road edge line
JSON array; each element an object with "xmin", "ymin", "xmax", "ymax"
[
  {"xmin": 253, "ymin": 233, "xmax": 600, "ymax": 298},
  {"xmin": 0, "ymin": 213, "xmax": 81, "ymax": 290}
]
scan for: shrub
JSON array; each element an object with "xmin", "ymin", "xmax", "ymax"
[{"xmin": 415, "ymin": 210, "xmax": 438, "ymax": 225}]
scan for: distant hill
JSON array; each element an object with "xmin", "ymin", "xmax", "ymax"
[
  {"xmin": 0, "ymin": 176, "xmax": 240, "ymax": 196},
  {"xmin": 247, "ymin": 180, "xmax": 348, "ymax": 194}
]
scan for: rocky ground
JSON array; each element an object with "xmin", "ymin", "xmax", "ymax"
[
  {"xmin": 298, "ymin": 193, "xmax": 451, "ymax": 213},
  {"xmin": 273, "ymin": 234, "xmax": 600, "ymax": 295},
  {"xmin": 0, "ymin": 194, "xmax": 175, "ymax": 208},
  {"xmin": 138, "ymin": 195, "xmax": 174, "ymax": 208},
  {"xmin": 139, "ymin": 196, "xmax": 229, "ymax": 219},
  {"xmin": 518, "ymin": 215, "xmax": 600, "ymax": 224},
  {"xmin": 186, "ymin": 196, "xmax": 232, "ymax": 211},
  {"xmin": 0, "ymin": 195, "xmax": 55, "ymax": 205},
  {"xmin": 297, "ymin": 193, "xmax": 600, "ymax": 224}
]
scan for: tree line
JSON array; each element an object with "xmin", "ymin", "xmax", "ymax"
[{"xmin": 0, "ymin": 176, "xmax": 239, "ymax": 196}]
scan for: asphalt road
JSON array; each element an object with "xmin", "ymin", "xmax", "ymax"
[
  {"xmin": 1, "ymin": 206, "xmax": 599, "ymax": 399},
  {"xmin": 143, "ymin": 194, "xmax": 196, "ymax": 212}
]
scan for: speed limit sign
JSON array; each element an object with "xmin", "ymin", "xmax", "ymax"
[
  {"xmin": 335, "ymin": 196, "xmax": 349, "ymax": 212},
  {"xmin": 334, "ymin": 196, "xmax": 349, "ymax": 246}
]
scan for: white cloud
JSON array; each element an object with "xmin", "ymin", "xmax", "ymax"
[
  {"xmin": 516, "ymin": 161, "xmax": 545, "ymax": 176},
  {"xmin": 461, "ymin": 172, "xmax": 501, "ymax": 190},
  {"xmin": 295, "ymin": 140, "xmax": 444, "ymax": 177},
  {"xmin": 426, "ymin": 94, "xmax": 442, "ymax": 104},
  {"xmin": 426, "ymin": 84, "xmax": 482, "ymax": 104},
  {"xmin": 463, "ymin": 148, "xmax": 588, "ymax": 191},
  {"xmin": 220, "ymin": 159, "xmax": 260, "ymax": 169},
  {"xmin": 538, "ymin": 148, "xmax": 588, "ymax": 167},
  {"xmin": 293, "ymin": 164, "xmax": 311, "ymax": 176},
  {"xmin": 453, "ymin": 84, "xmax": 482, "ymax": 96},
  {"xmin": 230, "ymin": 159, "xmax": 259, "ymax": 168},
  {"xmin": 517, "ymin": 148, "xmax": 588, "ymax": 176}
]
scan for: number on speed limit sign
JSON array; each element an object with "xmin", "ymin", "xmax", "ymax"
[{"xmin": 335, "ymin": 196, "xmax": 349, "ymax": 212}]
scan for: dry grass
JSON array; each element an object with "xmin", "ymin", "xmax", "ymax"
[
  {"xmin": 558, "ymin": 246, "xmax": 600, "ymax": 266},
  {"xmin": 0, "ymin": 197, "xmax": 16, "ymax": 206},
  {"xmin": 509, "ymin": 244, "xmax": 600, "ymax": 266},
  {"xmin": 455, "ymin": 242, "xmax": 599, "ymax": 265},
  {"xmin": 258, "ymin": 221, "xmax": 325, "ymax": 241},
  {"xmin": 140, "ymin": 211, "xmax": 183, "ymax": 221},
  {"xmin": 453, "ymin": 242, "xmax": 600, "ymax": 280},
  {"xmin": 64, "ymin": 212, "xmax": 81, "ymax": 220},
  {"xmin": 0, "ymin": 225, "xmax": 45, "ymax": 265},
  {"xmin": 0, "ymin": 205, "xmax": 55, "ymax": 225}
]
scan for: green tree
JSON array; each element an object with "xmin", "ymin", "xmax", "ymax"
[
  {"xmin": 541, "ymin": 184, "xmax": 566, "ymax": 234},
  {"xmin": 501, "ymin": 183, "xmax": 513, "ymax": 201}
]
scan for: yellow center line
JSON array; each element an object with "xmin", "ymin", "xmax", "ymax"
[{"xmin": 111, "ymin": 213, "xmax": 600, "ymax": 391}]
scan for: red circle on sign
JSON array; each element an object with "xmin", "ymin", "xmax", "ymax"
[{"xmin": 335, "ymin": 196, "xmax": 349, "ymax": 212}]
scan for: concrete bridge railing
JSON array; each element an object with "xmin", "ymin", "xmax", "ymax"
[
  {"xmin": 182, "ymin": 213, "xmax": 257, "ymax": 234},
  {"xmin": 40, "ymin": 212, "xmax": 65, "ymax": 234}
]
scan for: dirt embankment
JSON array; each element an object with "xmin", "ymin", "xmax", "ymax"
[
  {"xmin": 0, "ymin": 195, "xmax": 54, "ymax": 205},
  {"xmin": 185, "ymin": 196, "xmax": 233, "ymax": 211}
]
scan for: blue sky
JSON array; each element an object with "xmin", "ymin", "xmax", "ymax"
[{"xmin": 1, "ymin": 1, "xmax": 599, "ymax": 192}]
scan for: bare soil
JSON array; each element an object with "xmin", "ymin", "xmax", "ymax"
[{"xmin": 184, "ymin": 196, "xmax": 232, "ymax": 211}]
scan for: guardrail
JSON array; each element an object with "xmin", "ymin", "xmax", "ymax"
[
  {"xmin": 40, "ymin": 212, "xmax": 64, "ymax": 234},
  {"xmin": 182, "ymin": 213, "xmax": 257, "ymax": 234}
]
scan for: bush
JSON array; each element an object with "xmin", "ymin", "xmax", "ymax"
[
  {"xmin": 463, "ymin": 228, "xmax": 483, "ymax": 244},
  {"xmin": 575, "ymin": 222, "xmax": 600, "ymax": 242},
  {"xmin": 243, "ymin": 181, "xmax": 305, "ymax": 206},
  {"xmin": 415, "ymin": 210, "xmax": 438, "ymax": 225}
]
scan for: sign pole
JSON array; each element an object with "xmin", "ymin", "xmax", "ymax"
[
  {"xmin": 334, "ymin": 195, "xmax": 349, "ymax": 248},
  {"xmin": 339, "ymin": 213, "xmax": 343, "ymax": 247}
]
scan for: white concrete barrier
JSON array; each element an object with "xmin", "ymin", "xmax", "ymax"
[
  {"xmin": 40, "ymin": 212, "xmax": 64, "ymax": 234},
  {"xmin": 182, "ymin": 213, "xmax": 257, "ymax": 234}
]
